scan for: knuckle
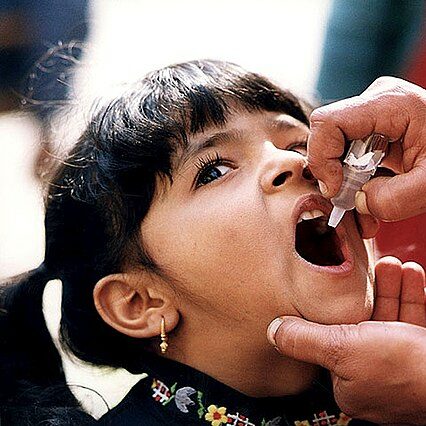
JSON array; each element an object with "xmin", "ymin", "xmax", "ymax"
[
  {"xmin": 368, "ymin": 77, "xmax": 426, "ymax": 116},
  {"xmin": 367, "ymin": 76, "xmax": 405, "ymax": 92},
  {"xmin": 376, "ymin": 75, "xmax": 397, "ymax": 85},
  {"xmin": 407, "ymin": 90, "xmax": 426, "ymax": 115},
  {"xmin": 310, "ymin": 99, "xmax": 355, "ymax": 127},
  {"xmin": 325, "ymin": 161, "xmax": 343, "ymax": 180},
  {"xmin": 309, "ymin": 107, "xmax": 329, "ymax": 125},
  {"xmin": 322, "ymin": 325, "xmax": 356, "ymax": 373}
]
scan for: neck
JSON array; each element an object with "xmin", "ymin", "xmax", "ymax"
[{"xmin": 166, "ymin": 316, "xmax": 319, "ymax": 398}]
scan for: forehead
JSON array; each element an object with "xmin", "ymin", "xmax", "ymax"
[
  {"xmin": 191, "ymin": 110, "xmax": 308, "ymax": 149},
  {"xmin": 227, "ymin": 110, "xmax": 308, "ymax": 133}
]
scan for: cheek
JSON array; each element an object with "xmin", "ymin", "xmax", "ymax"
[
  {"xmin": 146, "ymin": 196, "xmax": 268, "ymax": 277},
  {"xmin": 142, "ymin": 192, "xmax": 294, "ymax": 310}
]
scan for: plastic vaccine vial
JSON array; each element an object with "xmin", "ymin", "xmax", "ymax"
[{"xmin": 328, "ymin": 134, "xmax": 390, "ymax": 228}]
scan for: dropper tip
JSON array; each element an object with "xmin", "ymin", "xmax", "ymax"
[{"xmin": 328, "ymin": 206, "xmax": 346, "ymax": 228}]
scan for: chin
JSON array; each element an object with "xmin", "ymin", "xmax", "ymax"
[
  {"xmin": 305, "ymin": 281, "xmax": 374, "ymax": 325},
  {"xmin": 323, "ymin": 302, "xmax": 373, "ymax": 325}
]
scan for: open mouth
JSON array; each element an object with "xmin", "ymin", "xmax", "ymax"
[{"xmin": 295, "ymin": 211, "xmax": 345, "ymax": 266}]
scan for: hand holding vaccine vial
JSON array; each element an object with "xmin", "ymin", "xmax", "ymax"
[{"xmin": 328, "ymin": 134, "xmax": 390, "ymax": 228}]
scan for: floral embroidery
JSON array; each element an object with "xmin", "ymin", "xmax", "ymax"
[
  {"xmin": 205, "ymin": 405, "xmax": 228, "ymax": 426},
  {"xmin": 151, "ymin": 379, "xmax": 171, "ymax": 403},
  {"xmin": 197, "ymin": 391, "xmax": 206, "ymax": 419},
  {"xmin": 313, "ymin": 411, "xmax": 337, "ymax": 425},
  {"xmin": 226, "ymin": 411, "xmax": 255, "ymax": 425},
  {"xmin": 336, "ymin": 413, "xmax": 351, "ymax": 426},
  {"xmin": 175, "ymin": 386, "xmax": 197, "ymax": 413},
  {"xmin": 163, "ymin": 382, "xmax": 177, "ymax": 406},
  {"xmin": 149, "ymin": 375, "xmax": 350, "ymax": 426},
  {"xmin": 294, "ymin": 411, "xmax": 352, "ymax": 426},
  {"xmin": 261, "ymin": 417, "xmax": 282, "ymax": 426}
]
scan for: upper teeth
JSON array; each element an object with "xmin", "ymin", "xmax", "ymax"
[{"xmin": 297, "ymin": 209, "xmax": 326, "ymax": 223}]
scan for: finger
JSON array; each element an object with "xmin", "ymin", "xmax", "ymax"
[
  {"xmin": 355, "ymin": 167, "xmax": 397, "ymax": 215},
  {"xmin": 267, "ymin": 316, "xmax": 357, "ymax": 374},
  {"xmin": 308, "ymin": 94, "xmax": 408, "ymax": 198},
  {"xmin": 399, "ymin": 262, "xmax": 426, "ymax": 327},
  {"xmin": 354, "ymin": 208, "xmax": 380, "ymax": 239},
  {"xmin": 355, "ymin": 191, "xmax": 371, "ymax": 216},
  {"xmin": 362, "ymin": 166, "xmax": 426, "ymax": 221},
  {"xmin": 373, "ymin": 257, "xmax": 402, "ymax": 321}
]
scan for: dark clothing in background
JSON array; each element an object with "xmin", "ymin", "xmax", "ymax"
[
  {"xmin": 316, "ymin": 0, "xmax": 425, "ymax": 103},
  {"xmin": 0, "ymin": 0, "xmax": 89, "ymax": 118}
]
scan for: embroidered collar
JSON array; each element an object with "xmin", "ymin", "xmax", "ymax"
[{"xmin": 99, "ymin": 353, "xmax": 374, "ymax": 426}]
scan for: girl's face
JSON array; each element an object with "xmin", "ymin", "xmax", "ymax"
[{"xmin": 141, "ymin": 110, "xmax": 373, "ymax": 331}]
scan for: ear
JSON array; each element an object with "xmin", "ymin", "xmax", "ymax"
[{"xmin": 93, "ymin": 273, "xmax": 179, "ymax": 339}]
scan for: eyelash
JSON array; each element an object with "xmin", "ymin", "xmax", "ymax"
[
  {"xmin": 194, "ymin": 152, "xmax": 230, "ymax": 189},
  {"xmin": 193, "ymin": 137, "xmax": 308, "ymax": 189}
]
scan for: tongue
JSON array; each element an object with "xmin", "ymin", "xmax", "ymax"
[{"xmin": 295, "ymin": 218, "xmax": 345, "ymax": 266}]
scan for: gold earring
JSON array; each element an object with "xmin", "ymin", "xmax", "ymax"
[{"xmin": 160, "ymin": 316, "xmax": 168, "ymax": 354}]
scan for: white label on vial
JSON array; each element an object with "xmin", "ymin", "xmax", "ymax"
[{"xmin": 344, "ymin": 152, "xmax": 377, "ymax": 172}]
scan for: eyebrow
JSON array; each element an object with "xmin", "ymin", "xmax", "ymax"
[
  {"xmin": 268, "ymin": 118, "xmax": 301, "ymax": 132},
  {"xmin": 175, "ymin": 129, "xmax": 245, "ymax": 172},
  {"xmin": 174, "ymin": 117, "xmax": 303, "ymax": 172}
]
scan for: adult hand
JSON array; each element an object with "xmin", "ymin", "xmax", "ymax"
[
  {"xmin": 267, "ymin": 257, "xmax": 426, "ymax": 424},
  {"xmin": 307, "ymin": 76, "xmax": 426, "ymax": 221}
]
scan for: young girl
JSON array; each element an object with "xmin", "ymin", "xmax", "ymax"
[{"xmin": 1, "ymin": 60, "xmax": 377, "ymax": 425}]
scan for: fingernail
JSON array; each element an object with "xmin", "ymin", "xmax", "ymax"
[
  {"xmin": 318, "ymin": 180, "xmax": 328, "ymax": 196},
  {"xmin": 267, "ymin": 317, "xmax": 284, "ymax": 346},
  {"xmin": 355, "ymin": 191, "xmax": 371, "ymax": 215}
]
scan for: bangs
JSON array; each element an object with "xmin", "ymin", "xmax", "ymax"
[{"xmin": 135, "ymin": 60, "xmax": 310, "ymax": 149}]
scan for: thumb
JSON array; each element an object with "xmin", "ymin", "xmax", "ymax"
[
  {"xmin": 267, "ymin": 317, "xmax": 357, "ymax": 373},
  {"xmin": 359, "ymin": 167, "xmax": 426, "ymax": 221}
]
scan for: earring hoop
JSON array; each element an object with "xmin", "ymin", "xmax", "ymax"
[{"xmin": 160, "ymin": 316, "xmax": 168, "ymax": 354}]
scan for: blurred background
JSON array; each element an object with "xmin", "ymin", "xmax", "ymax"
[{"xmin": 0, "ymin": 0, "xmax": 425, "ymax": 419}]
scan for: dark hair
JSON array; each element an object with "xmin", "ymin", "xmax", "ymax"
[{"xmin": 0, "ymin": 60, "xmax": 310, "ymax": 420}]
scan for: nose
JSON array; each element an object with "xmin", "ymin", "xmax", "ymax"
[{"xmin": 259, "ymin": 141, "xmax": 315, "ymax": 194}]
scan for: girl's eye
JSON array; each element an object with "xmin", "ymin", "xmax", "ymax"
[
  {"xmin": 287, "ymin": 140, "xmax": 308, "ymax": 156},
  {"xmin": 196, "ymin": 164, "xmax": 232, "ymax": 188},
  {"xmin": 194, "ymin": 153, "xmax": 233, "ymax": 188}
]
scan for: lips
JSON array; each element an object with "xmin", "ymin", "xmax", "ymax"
[{"xmin": 292, "ymin": 194, "xmax": 353, "ymax": 275}]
